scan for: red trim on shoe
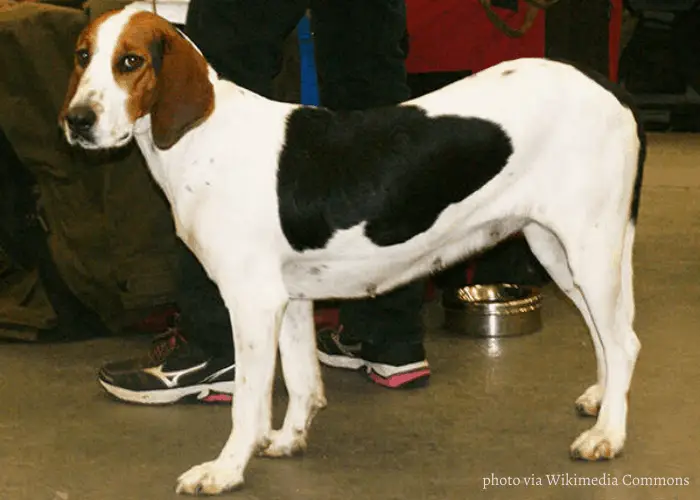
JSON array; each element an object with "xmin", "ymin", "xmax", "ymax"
[
  {"xmin": 200, "ymin": 392, "xmax": 233, "ymax": 403},
  {"xmin": 368, "ymin": 368, "xmax": 431, "ymax": 389}
]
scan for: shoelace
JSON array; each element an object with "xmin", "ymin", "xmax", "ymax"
[
  {"xmin": 149, "ymin": 327, "xmax": 187, "ymax": 364},
  {"xmin": 329, "ymin": 326, "xmax": 362, "ymax": 355}
]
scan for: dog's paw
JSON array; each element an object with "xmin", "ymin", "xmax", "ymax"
[
  {"xmin": 175, "ymin": 460, "xmax": 243, "ymax": 496},
  {"xmin": 259, "ymin": 429, "xmax": 307, "ymax": 458},
  {"xmin": 575, "ymin": 384, "xmax": 603, "ymax": 417},
  {"xmin": 570, "ymin": 427, "xmax": 624, "ymax": 461}
]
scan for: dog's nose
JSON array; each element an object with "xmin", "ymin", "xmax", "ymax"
[{"xmin": 65, "ymin": 105, "xmax": 97, "ymax": 135}]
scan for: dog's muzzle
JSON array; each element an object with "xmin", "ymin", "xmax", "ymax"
[{"xmin": 64, "ymin": 105, "xmax": 97, "ymax": 143}]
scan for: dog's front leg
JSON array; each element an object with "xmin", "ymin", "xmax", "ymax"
[
  {"xmin": 176, "ymin": 273, "xmax": 288, "ymax": 495},
  {"xmin": 260, "ymin": 298, "xmax": 326, "ymax": 458}
]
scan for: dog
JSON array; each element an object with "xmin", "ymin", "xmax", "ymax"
[{"xmin": 59, "ymin": 7, "xmax": 645, "ymax": 496}]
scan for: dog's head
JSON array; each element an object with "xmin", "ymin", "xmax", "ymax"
[{"xmin": 59, "ymin": 8, "xmax": 214, "ymax": 151}]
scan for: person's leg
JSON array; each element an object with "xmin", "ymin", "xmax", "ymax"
[
  {"xmin": 98, "ymin": 0, "xmax": 307, "ymax": 404},
  {"xmin": 311, "ymin": 0, "xmax": 430, "ymax": 388},
  {"xmin": 175, "ymin": 242, "xmax": 231, "ymax": 356},
  {"xmin": 311, "ymin": 0, "xmax": 411, "ymax": 110},
  {"xmin": 185, "ymin": 0, "xmax": 307, "ymax": 97}
]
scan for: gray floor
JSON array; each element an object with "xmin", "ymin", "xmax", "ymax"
[{"xmin": 1, "ymin": 133, "xmax": 699, "ymax": 500}]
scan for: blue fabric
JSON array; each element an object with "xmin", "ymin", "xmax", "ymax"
[{"xmin": 297, "ymin": 15, "xmax": 320, "ymax": 106}]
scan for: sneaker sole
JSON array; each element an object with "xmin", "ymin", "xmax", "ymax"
[
  {"xmin": 317, "ymin": 350, "xmax": 430, "ymax": 389},
  {"xmin": 366, "ymin": 360, "xmax": 431, "ymax": 389},
  {"xmin": 98, "ymin": 379, "xmax": 234, "ymax": 405}
]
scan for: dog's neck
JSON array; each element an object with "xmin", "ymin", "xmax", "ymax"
[
  {"xmin": 131, "ymin": 75, "xmax": 254, "ymax": 200},
  {"xmin": 133, "ymin": 110, "xmax": 208, "ymax": 201},
  {"xmin": 133, "ymin": 111, "xmax": 208, "ymax": 246},
  {"xmin": 133, "ymin": 113, "xmax": 179, "ymax": 201},
  {"xmin": 132, "ymin": 59, "xmax": 288, "ymax": 211}
]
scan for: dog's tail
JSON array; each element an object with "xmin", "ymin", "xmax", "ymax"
[{"xmin": 628, "ymin": 113, "xmax": 646, "ymax": 225}]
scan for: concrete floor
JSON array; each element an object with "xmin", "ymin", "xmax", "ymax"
[{"xmin": 1, "ymin": 133, "xmax": 699, "ymax": 500}]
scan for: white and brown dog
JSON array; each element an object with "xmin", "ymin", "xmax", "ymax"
[{"xmin": 59, "ymin": 7, "xmax": 645, "ymax": 496}]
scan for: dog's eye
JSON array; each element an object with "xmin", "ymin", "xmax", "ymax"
[
  {"xmin": 75, "ymin": 48, "xmax": 91, "ymax": 68},
  {"xmin": 116, "ymin": 54, "xmax": 145, "ymax": 73}
]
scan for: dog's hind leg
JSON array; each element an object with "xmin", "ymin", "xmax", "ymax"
[
  {"xmin": 176, "ymin": 265, "xmax": 289, "ymax": 495},
  {"xmin": 526, "ymin": 218, "xmax": 639, "ymax": 460},
  {"xmin": 567, "ymin": 220, "xmax": 639, "ymax": 460},
  {"xmin": 260, "ymin": 298, "xmax": 327, "ymax": 458},
  {"xmin": 526, "ymin": 216, "xmax": 639, "ymax": 460},
  {"xmin": 523, "ymin": 222, "xmax": 606, "ymax": 417}
]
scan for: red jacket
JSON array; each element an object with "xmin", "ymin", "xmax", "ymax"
[
  {"xmin": 405, "ymin": 0, "xmax": 546, "ymax": 74},
  {"xmin": 405, "ymin": 0, "xmax": 622, "ymax": 80}
]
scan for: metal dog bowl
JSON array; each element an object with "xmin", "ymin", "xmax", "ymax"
[{"xmin": 442, "ymin": 284, "xmax": 542, "ymax": 337}]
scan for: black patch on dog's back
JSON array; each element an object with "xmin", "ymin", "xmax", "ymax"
[{"xmin": 277, "ymin": 105, "xmax": 513, "ymax": 251}]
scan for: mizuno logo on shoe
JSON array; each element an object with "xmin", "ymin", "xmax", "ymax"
[{"xmin": 143, "ymin": 362, "xmax": 209, "ymax": 388}]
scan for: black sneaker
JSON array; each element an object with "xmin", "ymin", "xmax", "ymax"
[
  {"xmin": 98, "ymin": 328, "xmax": 235, "ymax": 405},
  {"xmin": 316, "ymin": 326, "xmax": 430, "ymax": 389}
]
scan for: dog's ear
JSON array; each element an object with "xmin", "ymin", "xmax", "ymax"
[
  {"xmin": 150, "ymin": 29, "xmax": 214, "ymax": 150},
  {"xmin": 149, "ymin": 36, "xmax": 165, "ymax": 76}
]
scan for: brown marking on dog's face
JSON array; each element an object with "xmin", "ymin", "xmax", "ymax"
[
  {"xmin": 114, "ymin": 11, "xmax": 215, "ymax": 149},
  {"xmin": 501, "ymin": 69, "xmax": 515, "ymax": 77},
  {"xmin": 110, "ymin": 11, "xmax": 164, "ymax": 123},
  {"xmin": 59, "ymin": 11, "xmax": 111, "ymax": 123}
]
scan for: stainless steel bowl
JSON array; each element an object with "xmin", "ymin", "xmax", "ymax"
[{"xmin": 442, "ymin": 284, "xmax": 542, "ymax": 337}]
